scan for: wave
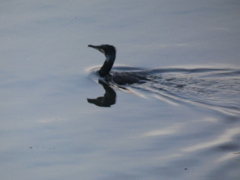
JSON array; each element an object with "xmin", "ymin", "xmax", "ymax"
[{"xmin": 87, "ymin": 66, "xmax": 240, "ymax": 116}]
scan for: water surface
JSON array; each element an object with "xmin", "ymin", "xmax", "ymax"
[{"xmin": 1, "ymin": 1, "xmax": 240, "ymax": 180}]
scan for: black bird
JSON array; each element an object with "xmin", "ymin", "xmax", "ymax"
[{"xmin": 88, "ymin": 44, "xmax": 148, "ymax": 85}]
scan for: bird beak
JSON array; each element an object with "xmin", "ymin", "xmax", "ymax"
[
  {"xmin": 88, "ymin": 44, "xmax": 98, "ymax": 49},
  {"xmin": 88, "ymin": 45, "xmax": 104, "ymax": 54}
]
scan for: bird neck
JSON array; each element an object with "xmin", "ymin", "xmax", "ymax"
[{"xmin": 98, "ymin": 54, "xmax": 115, "ymax": 77}]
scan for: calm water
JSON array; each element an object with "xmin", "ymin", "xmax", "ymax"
[{"xmin": 1, "ymin": 1, "xmax": 240, "ymax": 180}]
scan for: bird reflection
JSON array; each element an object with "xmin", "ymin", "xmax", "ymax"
[{"xmin": 87, "ymin": 80, "xmax": 116, "ymax": 107}]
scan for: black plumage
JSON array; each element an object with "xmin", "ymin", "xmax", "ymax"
[{"xmin": 88, "ymin": 44, "xmax": 148, "ymax": 85}]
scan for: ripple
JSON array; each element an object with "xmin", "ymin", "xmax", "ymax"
[{"xmin": 87, "ymin": 66, "xmax": 240, "ymax": 116}]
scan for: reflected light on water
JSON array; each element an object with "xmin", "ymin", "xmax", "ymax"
[
  {"xmin": 140, "ymin": 123, "xmax": 182, "ymax": 137},
  {"xmin": 37, "ymin": 117, "xmax": 65, "ymax": 123},
  {"xmin": 156, "ymin": 153, "xmax": 182, "ymax": 161},
  {"xmin": 182, "ymin": 127, "xmax": 240, "ymax": 152},
  {"xmin": 152, "ymin": 94, "xmax": 179, "ymax": 106},
  {"xmin": 216, "ymin": 153, "xmax": 240, "ymax": 163}
]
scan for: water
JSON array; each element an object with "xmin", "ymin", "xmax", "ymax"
[
  {"xmin": 1, "ymin": 1, "xmax": 240, "ymax": 180},
  {"xmin": 89, "ymin": 66, "xmax": 240, "ymax": 116}
]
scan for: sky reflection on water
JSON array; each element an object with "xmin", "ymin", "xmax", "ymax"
[{"xmin": 1, "ymin": 0, "xmax": 240, "ymax": 180}]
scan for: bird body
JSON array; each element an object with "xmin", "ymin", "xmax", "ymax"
[{"xmin": 88, "ymin": 44, "xmax": 147, "ymax": 85}]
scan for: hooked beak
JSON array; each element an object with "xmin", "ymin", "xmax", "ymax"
[{"xmin": 88, "ymin": 44, "xmax": 104, "ymax": 54}]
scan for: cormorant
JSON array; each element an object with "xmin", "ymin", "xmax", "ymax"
[{"xmin": 88, "ymin": 44, "xmax": 148, "ymax": 85}]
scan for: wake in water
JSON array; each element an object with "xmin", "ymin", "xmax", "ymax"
[{"xmin": 87, "ymin": 66, "xmax": 240, "ymax": 116}]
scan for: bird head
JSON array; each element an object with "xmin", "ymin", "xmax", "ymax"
[{"xmin": 88, "ymin": 44, "xmax": 116, "ymax": 58}]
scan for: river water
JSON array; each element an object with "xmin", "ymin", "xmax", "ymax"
[{"xmin": 1, "ymin": 1, "xmax": 240, "ymax": 180}]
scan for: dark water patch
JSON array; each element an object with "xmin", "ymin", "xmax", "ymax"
[{"xmin": 215, "ymin": 143, "xmax": 240, "ymax": 152}]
